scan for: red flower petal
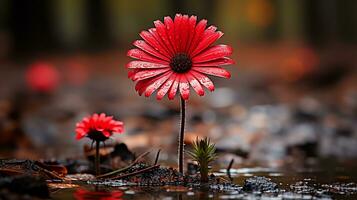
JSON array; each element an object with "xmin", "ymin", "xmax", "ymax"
[
  {"xmin": 135, "ymin": 73, "xmax": 168, "ymax": 96},
  {"xmin": 127, "ymin": 49, "xmax": 169, "ymax": 64},
  {"xmin": 190, "ymin": 71, "xmax": 215, "ymax": 91},
  {"xmin": 102, "ymin": 131, "xmax": 111, "ymax": 138},
  {"xmin": 191, "ymin": 31, "xmax": 224, "ymax": 57},
  {"xmin": 76, "ymin": 129, "xmax": 87, "ymax": 140},
  {"xmin": 140, "ymin": 31, "xmax": 171, "ymax": 58},
  {"xmin": 144, "ymin": 71, "xmax": 173, "ymax": 97},
  {"xmin": 192, "ymin": 45, "xmax": 233, "ymax": 63},
  {"xmin": 184, "ymin": 15, "xmax": 197, "ymax": 52},
  {"xmin": 127, "ymin": 61, "xmax": 169, "ymax": 69},
  {"xmin": 168, "ymin": 75, "xmax": 180, "ymax": 100},
  {"xmin": 185, "ymin": 72, "xmax": 205, "ymax": 96},
  {"xmin": 193, "ymin": 57, "xmax": 235, "ymax": 67},
  {"xmin": 164, "ymin": 16, "xmax": 178, "ymax": 53},
  {"xmin": 135, "ymin": 79, "xmax": 149, "ymax": 91},
  {"xmin": 133, "ymin": 40, "xmax": 169, "ymax": 61},
  {"xmin": 156, "ymin": 73, "xmax": 177, "ymax": 100},
  {"xmin": 153, "ymin": 21, "xmax": 175, "ymax": 55},
  {"xmin": 148, "ymin": 28, "xmax": 173, "ymax": 57},
  {"xmin": 193, "ymin": 66, "xmax": 231, "ymax": 78},
  {"xmin": 136, "ymin": 79, "xmax": 154, "ymax": 95},
  {"xmin": 174, "ymin": 14, "xmax": 183, "ymax": 52},
  {"xmin": 103, "ymin": 116, "xmax": 113, "ymax": 124},
  {"xmin": 99, "ymin": 113, "xmax": 106, "ymax": 120},
  {"xmin": 128, "ymin": 69, "xmax": 140, "ymax": 79},
  {"xmin": 202, "ymin": 25, "xmax": 217, "ymax": 37},
  {"xmin": 179, "ymin": 75, "xmax": 190, "ymax": 100},
  {"xmin": 187, "ymin": 19, "xmax": 207, "ymax": 55},
  {"xmin": 131, "ymin": 68, "xmax": 170, "ymax": 81},
  {"xmin": 180, "ymin": 15, "xmax": 189, "ymax": 52},
  {"xmin": 92, "ymin": 114, "xmax": 99, "ymax": 121}
]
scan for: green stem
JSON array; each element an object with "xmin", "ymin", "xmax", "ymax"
[
  {"xmin": 200, "ymin": 164, "xmax": 209, "ymax": 182},
  {"xmin": 178, "ymin": 97, "xmax": 186, "ymax": 174},
  {"xmin": 95, "ymin": 140, "xmax": 100, "ymax": 176}
]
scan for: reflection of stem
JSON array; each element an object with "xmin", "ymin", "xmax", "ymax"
[
  {"xmin": 178, "ymin": 97, "xmax": 186, "ymax": 174},
  {"xmin": 95, "ymin": 140, "xmax": 100, "ymax": 176}
]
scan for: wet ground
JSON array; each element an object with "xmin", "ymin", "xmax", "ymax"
[{"xmin": 51, "ymin": 165, "xmax": 357, "ymax": 200}]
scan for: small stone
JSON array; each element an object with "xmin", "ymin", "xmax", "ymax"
[{"xmin": 243, "ymin": 176, "xmax": 278, "ymax": 192}]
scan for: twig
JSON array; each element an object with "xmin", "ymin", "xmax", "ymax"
[
  {"xmin": 227, "ymin": 159, "xmax": 234, "ymax": 182},
  {"xmin": 154, "ymin": 149, "xmax": 161, "ymax": 165},
  {"xmin": 96, "ymin": 151, "xmax": 151, "ymax": 179},
  {"xmin": 227, "ymin": 158, "xmax": 234, "ymax": 172},
  {"xmin": 33, "ymin": 161, "xmax": 66, "ymax": 180},
  {"xmin": 109, "ymin": 164, "xmax": 160, "ymax": 180}
]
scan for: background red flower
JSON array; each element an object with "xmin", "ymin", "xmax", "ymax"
[
  {"xmin": 75, "ymin": 113, "xmax": 124, "ymax": 141},
  {"xmin": 26, "ymin": 62, "xmax": 60, "ymax": 93}
]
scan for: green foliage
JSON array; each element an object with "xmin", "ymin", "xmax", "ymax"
[{"xmin": 188, "ymin": 137, "xmax": 217, "ymax": 182}]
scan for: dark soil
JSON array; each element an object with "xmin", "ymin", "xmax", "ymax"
[{"xmin": 0, "ymin": 175, "xmax": 49, "ymax": 199}]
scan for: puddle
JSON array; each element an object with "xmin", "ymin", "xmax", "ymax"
[{"xmin": 50, "ymin": 167, "xmax": 357, "ymax": 200}]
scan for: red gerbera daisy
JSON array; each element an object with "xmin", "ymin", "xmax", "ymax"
[
  {"xmin": 127, "ymin": 14, "xmax": 234, "ymax": 100},
  {"xmin": 75, "ymin": 113, "xmax": 124, "ymax": 141}
]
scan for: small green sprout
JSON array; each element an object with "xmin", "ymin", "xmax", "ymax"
[{"xmin": 188, "ymin": 137, "xmax": 217, "ymax": 182}]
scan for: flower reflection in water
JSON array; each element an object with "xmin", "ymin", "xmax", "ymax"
[{"xmin": 74, "ymin": 188, "xmax": 123, "ymax": 200}]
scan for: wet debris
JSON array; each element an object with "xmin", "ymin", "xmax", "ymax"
[
  {"xmin": 83, "ymin": 143, "xmax": 137, "ymax": 174},
  {"xmin": 322, "ymin": 182, "xmax": 357, "ymax": 195},
  {"xmin": 0, "ymin": 159, "xmax": 65, "ymax": 180},
  {"xmin": 65, "ymin": 173, "xmax": 95, "ymax": 181},
  {"xmin": 0, "ymin": 175, "xmax": 49, "ymax": 199},
  {"xmin": 120, "ymin": 163, "xmax": 184, "ymax": 186},
  {"xmin": 89, "ymin": 162, "xmax": 244, "ymax": 194},
  {"xmin": 290, "ymin": 181, "xmax": 316, "ymax": 194},
  {"xmin": 95, "ymin": 151, "xmax": 150, "ymax": 179},
  {"xmin": 209, "ymin": 182, "xmax": 242, "ymax": 192},
  {"xmin": 243, "ymin": 176, "xmax": 278, "ymax": 192},
  {"xmin": 47, "ymin": 182, "xmax": 79, "ymax": 189},
  {"xmin": 288, "ymin": 180, "xmax": 357, "ymax": 198}
]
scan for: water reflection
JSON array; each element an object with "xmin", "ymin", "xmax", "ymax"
[
  {"xmin": 74, "ymin": 188, "xmax": 123, "ymax": 200},
  {"xmin": 49, "ymin": 165, "xmax": 357, "ymax": 200}
]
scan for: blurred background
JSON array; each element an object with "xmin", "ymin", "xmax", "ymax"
[{"xmin": 0, "ymin": 0, "xmax": 356, "ymax": 169}]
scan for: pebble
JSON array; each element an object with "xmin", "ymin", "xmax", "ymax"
[{"xmin": 243, "ymin": 176, "xmax": 278, "ymax": 192}]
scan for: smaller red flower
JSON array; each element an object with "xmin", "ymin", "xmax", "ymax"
[
  {"xmin": 26, "ymin": 62, "xmax": 60, "ymax": 93},
  {"xmin": 75, "ymin": 113, "xmax": 124, "ymax": 141}
]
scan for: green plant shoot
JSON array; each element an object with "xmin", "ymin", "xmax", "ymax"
[{"xmin": 188, "ymin": 137, "xmax": 217, "ymax": 182}]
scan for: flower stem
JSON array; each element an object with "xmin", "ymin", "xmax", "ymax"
[
  {"xmin": 95, "ymin": 140, "xmax": 100, "ymax": 176},
  {"xmin": 178, "ymin": 96, "xmax": 186, "ymax": 174}
]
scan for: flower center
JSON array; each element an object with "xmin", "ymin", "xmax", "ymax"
[
  {"xmin": 88, "ymin": 130, "xmax": 109, "ymax": 142},
  {"xmin": 170, "ymin": 53, "xmax": 192, "ymax": 73}
]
